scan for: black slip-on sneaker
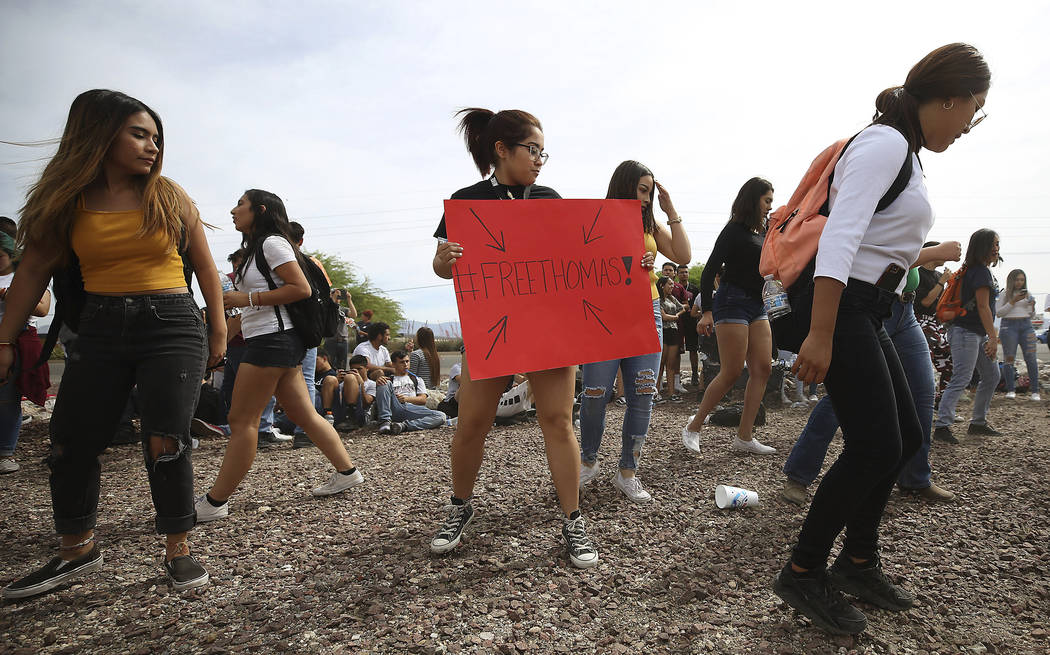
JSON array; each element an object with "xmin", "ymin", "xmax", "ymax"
[
  {"xmin": 3, "ymin": 545, "xmax": 103, "ymax": 600},
  {"xmin": 165, "ymin": 554, "xmax": 209, "ymax": 592}
]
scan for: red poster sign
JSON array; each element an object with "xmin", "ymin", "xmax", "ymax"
[{"xmin": 444, "ymin": 199, "xmax": 661, "ymax": 380}]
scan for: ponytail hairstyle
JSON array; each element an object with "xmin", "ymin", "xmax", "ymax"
[
  {"xmin": 234, "ymin": 189, "xmax": 301, "ymax": 283},
  {"xmin": 17, "ymin": 89, "xmax": 193, "ymax": 265},
  {"xmin": 455, "ymin": 108, "xmax": 543, "ymax": 177},
  {"xmin": 873, "ymin": 43, "xmax": 991, "ymax": 152},
  {"xmin": 963, "ymin": 228, "xmax": 1001, "ymax": 269},
  {"xmin": 415, "ymin": 326, "xmax": 440, "ymax": 388},
  {"xmin": 606, "ymin": 160, "xmax": 657, "ymax": 235},
  {"xmin": 728, "ymin": 177, "xmax": 773, "ymax": 232}
]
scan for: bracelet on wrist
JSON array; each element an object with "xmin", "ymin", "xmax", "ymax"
[
  {"xmin": 667, "ymin": 217, "xmax": 683, "ymax": 225},
  {"xmin": 248, "ymin": 292, "xmax": 255, "ymax": 310}
]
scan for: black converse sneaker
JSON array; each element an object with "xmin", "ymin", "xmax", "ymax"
[
  {"xmin": 773, "ymin": 562, "xmax": 867, "ymax": 635},
  {"xmin": 165, "ymin": 554, "xmax": 209, "ymax": 591},
  {"xmin": 562, "ymin": 511, "xmax": 599, "ymax": 569},
  {"xmin": 2, "ymin": 544, "xmax": 104, "ymax": 600},
  {"xmin": 430, "ymin": 499, "xmax": 474, "ymax": 554},
  {"xmin": 827, "ymin": 552, "xmax": 915, "ymax": 611}
]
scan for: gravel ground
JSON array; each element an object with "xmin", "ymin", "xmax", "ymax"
[{"xmin": 1, "ymin": 372, "xmax": 1048, "ymax": 655}]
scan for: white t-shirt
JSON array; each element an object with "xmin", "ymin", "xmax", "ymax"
[
  {"xmin": 352, "ymin": 341, "xmax": 392, "ymax": 368},
  {"xmin": 391, "ymin": 373, "xmax": 426, "ymax": 399},
  {"xmin": 236, "ymin": 236, "xmax": 297, "ymax": 340},
  {"xmin": 816, "ymin": 125, "xmax": 933, "ymax": 294},
  {"xmin": 447, "ymin": 362, "xmax": 462, "ymax": 399},
  {"xmin": 362, "ymin": 379, "xmax": 377, "ymax": 399}
]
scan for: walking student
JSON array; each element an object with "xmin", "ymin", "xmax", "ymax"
[
  {"xmin": 1, "ymin": 89, "xmax": 226, "ymax": 598},
  {"xmin": 773, "ymin": 44, "xmax": 991, "ymax": 635},
  {"xmin": 195, "ymin": 189, "xmax": 364, "ymax": 524},
  {"xmin": 932, "ymin": 228, "xmax": 1003, "ymax": 441},
  {"xmin": 579, "ymin": 160, "xmax": 690, "ymax": 503},
  {"xmin": 430, "ymin": 107, "xmax": 598, "ymax": 568},
  {"xmin": 682, "ymin": 177, "xmax": 776, "ymax": 455}
]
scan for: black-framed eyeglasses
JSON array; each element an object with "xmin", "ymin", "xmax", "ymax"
[
  {"xmin": 514, "ymin": 143, "xmax": 549, "ymax": 163},
  {"xmin": 966, "ymin": 91, "xmax": 987, "ymax": 131}
]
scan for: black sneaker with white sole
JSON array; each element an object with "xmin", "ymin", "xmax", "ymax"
[
  {"xmin": 562, "ymin": 512, "xmax": 599, "ymax": 568},
  {"xmin": 827, "ymin": 552, "xmax": 914, "ymax": 611},
  {"xmin": 165, "ymin": 554, "xmax": 209, "ymax": 591},
  {"xmin": 2, "ymin": 545, "xmax": 104, "ymax": 600},
  {"xmin": 430, "ymin": 499, "xmax": 474, "ymax": 554},
  {"xmin": 772, "ymin": 562, "xmax": 867, "ymax": 635}
]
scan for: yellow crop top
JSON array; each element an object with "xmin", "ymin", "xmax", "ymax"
[
  {"xmin": 644, "ymin": 231, "xmax": 659, "ymax": 300},
  {"xmin": 71, "ymin": 200, "xmax": 186, "ymax": 293}
]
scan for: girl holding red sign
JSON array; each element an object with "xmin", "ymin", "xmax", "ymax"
[
  {"xmin": 431, "ymin": 108, "xmax": 598, "ymax": 568},
  {"xmin": 578, "ymin": 160, "xmax": 691, "ymax": 504}
]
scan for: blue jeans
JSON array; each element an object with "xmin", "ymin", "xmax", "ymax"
[
  {"xmin": 374, "ymin": 383, "xmax": 446, "ymax": 431},
  {"xmin": 935, "ymin": 325, "xmax": 1000, "ymax": 427},
  {"xmin": 580, "ymin": 299, "xmax": 662, "ymax": 471},
  {"xmin": 0, "ymin": 376, "xmax": 22, "ymax": 457},
  {"xmin": 1000, "ymin": 318, "xmax": 1040, "ymax": 393},
  {"xmin": 293, "ymin": 347, "xmax": 317, "ymax": 435},
  {"xmin": 783, "ymin": 300, "xmax": 935, "ymax": 489}
]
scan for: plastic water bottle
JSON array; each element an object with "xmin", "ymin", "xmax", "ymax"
[
  {"xmin": 219, "ymin": 271, "xmax": 241, "ymax": 316},
  {"xmin": 762, "ymin": 275, "xmax": 791, "ymax": 319}
]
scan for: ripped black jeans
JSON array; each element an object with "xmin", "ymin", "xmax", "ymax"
[{"xmin": 49, "ymin": 293, "xmax": 206, "ymax": 535}]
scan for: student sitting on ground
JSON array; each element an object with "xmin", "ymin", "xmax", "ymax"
[{"xmin": 374, "ymin": 350, "xmax": 448, "ymax": 435}]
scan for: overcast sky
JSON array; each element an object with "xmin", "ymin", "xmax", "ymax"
[{"xmin": 3, "ymin": 1, "xmax": 1048, "ymax": 325}]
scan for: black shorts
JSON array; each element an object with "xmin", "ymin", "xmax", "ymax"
[
  {"xmin": 242, "ymin": 329, "xmax": 306, "ymax": 368},
  {"xmin": 681, "ymin": 315, "xmax": 699, "ymax": 351},
  {"xmin": 662, "ymin": 327, "xmax": 680, "ymax": 346}
]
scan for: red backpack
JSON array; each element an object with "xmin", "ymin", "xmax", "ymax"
[
  {"xmin": 759, "ymin": 130, "xmax": 913, "ymax": 289},
  {"xmin": 935, "ymin": 265, "xmax": 970, "ymax": 323}
]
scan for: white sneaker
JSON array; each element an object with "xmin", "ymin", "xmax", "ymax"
[
  {"xmin": 681, "ymin": 421, "xmax": 701, "ymax": 454},
  {"xmin": 1032, "ymin": 393, "xmax": 1042, "ymax": 401},
  {"xmin": 732, "ymin": 437, "xmax": 777, "ymax": 455},
  {"xmin": 311, "ymin": 469, "xmax": 365, "ymax": 497},
  {"xmin": 0, "ymin": 458, "xmax": 19, "ymax": 474},
  {"xmin": 446, "ymin": 416, "xmax": 458, "ymax": 428},
  {"xmin": 270, "ymin": 428, "xmax": 294, "ymax": 442},
  {"xmin": 612, "ymin": 472, "xmax": 652, "ymax": 503},
  {"xmin": 674, "ymin": 383, "xmax": 687, "ymax": 394},
  {"xmin": 1005, "ymin": 391, "xmax": 1016, "ymax": 399},
  {"xmin": 808, "ymin": 395, "xmax": 819, "ymax": 402},
  {"xmin": 579, "ymin": 461, "xmax": 601, "ymax": 488},
  {"xmin": 194, "ymin": 494, "xmax": 229, "ymax": 523},
  {"xmin": 953, "ymin": 415, "xmax": 965, "ymax": 423}
]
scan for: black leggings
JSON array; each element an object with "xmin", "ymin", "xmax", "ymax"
[
  {"xmin": 792, "ymin": 279, "xmax": 922, "ymax": 570},
  {"xmin": 49, "ymin": 294, "xmax": 206, "ymax": 535}
]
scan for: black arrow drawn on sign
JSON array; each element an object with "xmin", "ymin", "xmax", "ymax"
[
  {"xmin": 582, "ymin": 206, "xmax": 604, "ymax": 245},
  {"xmin": 582, "ymin": 299, "xmax": 612, "ymax": 335},
  {"xmin": 485, "ymin": 315, "xmax": 509, "ymax": 360},
  {"xmin": 469, "ymin": 208, "xmax": 506, "ymax": 252}
]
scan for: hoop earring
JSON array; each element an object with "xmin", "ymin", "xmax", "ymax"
[{"xmin": 943, "ymin": 101, "xmax": 954, "ymax": 110}]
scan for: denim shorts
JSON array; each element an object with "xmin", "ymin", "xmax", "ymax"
[
  {"xmin": 712, "ymin": 281, "xmax": 768, "ymax": 325},
  {"xmin": 243, "ymin": 329, "xmax": 306, "ymax": 368}
]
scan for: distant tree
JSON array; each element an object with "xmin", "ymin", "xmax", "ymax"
[
  {"xmin": 307, "ymin": 251, "xmax": 405, "ymax": 334},
  {"xmin": 688, "ymin": 263, "xmax": 705, "ymax": 288}
]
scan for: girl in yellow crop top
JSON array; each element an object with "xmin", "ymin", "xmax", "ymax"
[
  {"xmin": 0, "ymin": 89, "xmax": 225, "ymax": 600},
  {"xmin": 577, "ymin": 160, "xmax": 690, "ymax": 504}
]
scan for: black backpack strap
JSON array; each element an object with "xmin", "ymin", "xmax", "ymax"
[
  {"xmin": 254, "ymin": 247, "xmax": 285, "ymax": 331},
  {"xmin": 819, "ymin": 127, "xmax": 914, "ymax": 217}
]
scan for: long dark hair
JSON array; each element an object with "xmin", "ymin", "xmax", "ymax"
[
  {"xmin": 456, "ymin": 108, "xmax": 542, "ymax": 177},
  {"xmin": 656, "ymin": 276, "xmax": 671, "ymax": 300},
  {"xmin": 415, "ymin": 326, "xmax": 440, "ymax": 388},
  {"xmin": 235, "ymin": 188, "xmax": 300, "ymax": 283},
  {"xmin": 729, "ymin": 177, "xmax": 773, "ymax": 232},
  {"xmin": 963, "ymin": 228, "xmax": 1000, "ymax": 268},
  {"xmin": 606, "ymin": 160, "xmax": 656, "ymax": 235},
  {"xmin": 873, "ymin": 43, "xmax": 991, "ymax": 152}
]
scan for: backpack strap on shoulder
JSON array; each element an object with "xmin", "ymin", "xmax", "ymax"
[
  {"xmin": 819, "ymin": 127, "xmax": 915, "ymax": 217},
  {"xmin": 254, "ymin": 246, "xmax": 285, "ymax": 331}
]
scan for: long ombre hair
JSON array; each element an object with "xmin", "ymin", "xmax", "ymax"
[
  {"xmin": 16, "ymin": 89, "xmax": 190, "ymax": 264},
  {"xmin": 415, "ymin": 326, "xmax": 440, "ymax": 388}
]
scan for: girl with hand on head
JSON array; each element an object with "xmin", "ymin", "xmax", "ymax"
[
  {"xmin": 578, "ymin": 161, "xmax": 690, "ymax": 503},
  {"xmin": 195, "ymin": 190, "xmax": 364, "ymax": 525},
  {"xmin": 774, "ymin": 44, "xmax": 991, "ymax": 636},
  {"xmin": 996, "ymin": 268, "xmax": 1040, "ymax": 401},
  {"xmin": 430, "ymin": 108, "xmax": 598, "ymax": 569},
  {"xmin": 0, "ymin": 90, "xmax": 226, "ymax": 599},
  {"xmin": 682, "ymin": 177, "xmax": 776, "ymax": 455}
]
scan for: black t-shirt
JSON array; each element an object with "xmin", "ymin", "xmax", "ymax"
[
  {"xmin": 699, "ymin": 222, "xmax": 765, "ymax": 312},
  {"xmin": 956, "ymin": 264, "xmax": 997, "ymax": 335},
  {"xmin": 913, "ymin": 267, "xmax": 942, "ymax": 317},
  {"xmin": 433, "ymin": 179, "xmax": 562, "ymax": 240}
]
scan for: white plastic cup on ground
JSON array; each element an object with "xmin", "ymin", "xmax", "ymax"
[{"xmin": 715, "ymin": 484, "xmax": 760, "ymax": 509}]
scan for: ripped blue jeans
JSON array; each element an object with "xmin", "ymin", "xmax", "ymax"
[
  {"xmin": 580, "ymin": 299, "xmax": 662, "ymax": 471},
  {"xmin": 48, "ymin": 294, "xmax": 206, "ymax": 535}
]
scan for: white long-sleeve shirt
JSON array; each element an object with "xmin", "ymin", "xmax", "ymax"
[
  {"xmin": 815, "ymin": 125, "xmax": 933, "ymax": 294},
  {"xmin": 996, "ymin": 290, "xmax": 1036, "ymax": 319}
]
